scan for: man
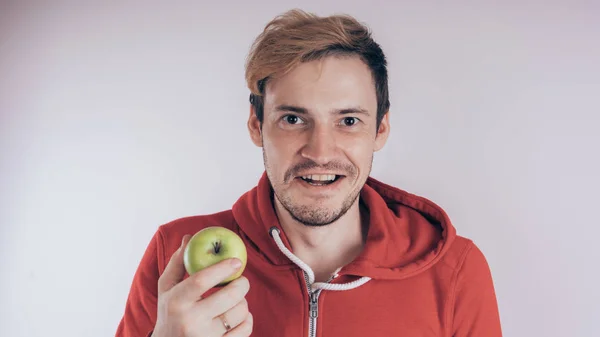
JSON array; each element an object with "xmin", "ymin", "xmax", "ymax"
[{"xmin": 116, "ymin": 9, "xmax": 502, "ymax": 337}]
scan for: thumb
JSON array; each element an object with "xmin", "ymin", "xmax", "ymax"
[{"xmin": 158, "ymin": 234, "xmax": 191, "ymax": 294}]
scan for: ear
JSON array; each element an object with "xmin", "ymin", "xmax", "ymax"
[
  {"xmin": 247, "ymin": 104, "xmax": 263, "ymax": 147},
  {"xmin": 374, "ymin": 112, "xmax": 390, "ymax": 152}
]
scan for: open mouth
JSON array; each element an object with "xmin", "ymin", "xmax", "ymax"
[{"xmin": 298, "ymin": 174, "xmax": 343, "ymax": 186}]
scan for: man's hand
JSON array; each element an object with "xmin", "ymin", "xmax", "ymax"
[{"xmin": 151, "ymin": 235, "xmax": 253, "ymax": 337}]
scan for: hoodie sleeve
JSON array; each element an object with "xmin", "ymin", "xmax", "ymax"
[
  {"xmin": 451, "ymin": 242, "xmax": 502, "ymax": 337},
  {"xmin": 115, "ymin": 229, "xmax": 164, "ymax": 337}
]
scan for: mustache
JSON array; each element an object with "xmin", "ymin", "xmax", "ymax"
[{"xmin": 284, "ymin": 159, "xmax": 356, "ymax": 182}]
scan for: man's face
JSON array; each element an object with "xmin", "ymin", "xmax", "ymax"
[{"xmin": 248, "ymin": 55, "xmax": 390, "ymax": 226}]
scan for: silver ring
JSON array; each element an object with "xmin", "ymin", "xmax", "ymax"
[{"xmin": 219, "ymin": 314, "xmax": 232, "ymax": 331}]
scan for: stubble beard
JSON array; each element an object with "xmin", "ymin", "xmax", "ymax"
[{"xmin": 263, "ymin": 148, "xmax": 372, "ymax": 227}]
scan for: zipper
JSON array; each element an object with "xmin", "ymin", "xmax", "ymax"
[
  {"xmin": 309, "ymin": 290, "xmax": 320, "ymax": 337},
  {"xmin": 303, "ymin": 271, "xmax": 338, "ymax": 337},
  {"xmin": 303, "ymin": 271, "xmax": 319, "ymax": 337}
]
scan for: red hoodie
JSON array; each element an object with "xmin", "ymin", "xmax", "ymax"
[{"xmin": 116, "ymin": 172, "xmax": 502, "ymax": 337}]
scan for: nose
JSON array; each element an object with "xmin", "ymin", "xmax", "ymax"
[{"xmin": 300, "ymin": 124, "xmax": 337, "ymax": 165}]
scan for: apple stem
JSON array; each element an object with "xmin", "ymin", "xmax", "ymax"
[{"xmin": 213, "ymin": 241, "xmax": 221, "ymax": 254}]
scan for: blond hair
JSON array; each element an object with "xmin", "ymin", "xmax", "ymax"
[{"xmin": 245, "ymin": 9, "xmax": 390, "ymax": 127}]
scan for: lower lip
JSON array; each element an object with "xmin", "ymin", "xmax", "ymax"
[{"xmin": 294, "ymin": 176, "xmax": 345, "ymax": 192}]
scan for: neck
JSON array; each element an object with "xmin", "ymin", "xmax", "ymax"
[{"xmin": 274, "ymin": 198, "xmax": 369, "ymax": 282}]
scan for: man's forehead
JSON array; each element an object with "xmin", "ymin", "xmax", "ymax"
[
  {"xmin": 263, "ymin": 57, "xmax": 377, "ymax": 112},
  {"xmin": 266, "ymin": 57, "xmax": 372, "ymax": 89}
]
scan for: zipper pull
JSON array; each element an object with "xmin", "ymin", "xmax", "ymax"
[{"xmin": 309, "ymin": 292, "xmax": 319, "ymax": 318}]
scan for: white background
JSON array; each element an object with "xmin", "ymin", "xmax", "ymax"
[{"xmin": 1, "ymin": 1, "xmax": 599, "ymax": 336}]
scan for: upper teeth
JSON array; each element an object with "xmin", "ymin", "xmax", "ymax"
[{"xmin": 302, "ymin": 174, "xmax": 336, "ymax": 181}]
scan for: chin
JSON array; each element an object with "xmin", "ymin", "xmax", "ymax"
[
  {"xmin": 280, "ymin": 193, "xmax": 358, "ymax": 227},
  {"xmin": 289, "ymin": 208, "xmax": 343, "ymax": 227}
]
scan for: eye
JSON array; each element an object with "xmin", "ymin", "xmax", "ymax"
[
  {"xmin": 340, "ymin": 117, "xmax": 359, "ymax": 127},
  {"xmin": 282, "ymin": 115, "xmax": 304, "ymax": 125}
]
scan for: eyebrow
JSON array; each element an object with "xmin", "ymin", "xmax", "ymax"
[{"xmin": 274, "ymin": 104, "xmax": 371, "ymax": 116}]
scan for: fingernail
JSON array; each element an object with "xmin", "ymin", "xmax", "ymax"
[{"xmin": 231, "ymin": 258, "xmax": 242, "ymax": 269}]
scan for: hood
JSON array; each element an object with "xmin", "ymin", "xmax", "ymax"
[{"xmin": 232, "ymin": 171, "xmax": 457, "ymax": 281}]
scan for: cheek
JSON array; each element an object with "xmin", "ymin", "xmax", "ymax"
[
  {"xmin": 348, "ymin": 147, "xmax": 374, "ymax": 171},
  {"xmin": 339, "ymin": 133, "xmax": 375, "ymax": 165},
  {"xmin": 262, "ymin": 132, "xmax": 304, "ymax": 165}
]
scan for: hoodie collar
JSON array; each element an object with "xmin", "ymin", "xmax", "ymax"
[{"xmin": 231, "ymin": 172, "xmax": 456, "ymax": 280}]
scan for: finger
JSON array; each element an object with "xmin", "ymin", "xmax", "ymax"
[
  {"xmin": 211, "ymin": 298, "xmax": 249, "ymax": 334},
  {"xmin": 224, "ymin": 313, "xmax": 253, "ymax": 337},
  {"xmin": 158, "ymin": 234, "xmax": 191, "ymax": 294},
  {"xmin": 197, "ymin": 276, "xmax": 250, "ymax": 318},
  {"xmin": 170, "ymin": 257, "xmax": 244, "ymax": 303}
]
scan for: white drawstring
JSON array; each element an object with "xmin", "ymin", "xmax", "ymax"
[
  {"xmin": 313, "ymin": 276, "xmax": 371, "ymax": 291},
  {"xmin": 270, "ymin": 227, "xmax": 371, "ymax": 292}
]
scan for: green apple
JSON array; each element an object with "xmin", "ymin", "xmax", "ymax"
[{"xmin": 183, "ymin": 226, "xmax": 248, "ymax": 286}]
